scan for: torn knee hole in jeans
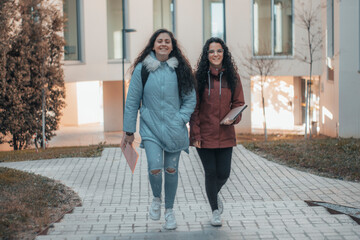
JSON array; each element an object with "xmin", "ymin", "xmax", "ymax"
[
  {"xmin": 165, "ymin": 168, "xmax": 176, "ymax": 174},
  {"xmin": 150, "ymin": 169, "xmax": 161, "ymax": 175}
]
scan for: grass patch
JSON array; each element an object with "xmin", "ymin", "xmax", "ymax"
[
  {"xmin": 0, "ymin": 167, "xmax": 81, "ymax": 240},
  {"xmin": 0, "ymin": 142, "xmax": 108, "ymax": 163},
  {"xmin": 0, "ymin": 142, "xmax": 109, "ymax": 239},
  {"xmin": 239, "ymin": 134, "xmax": 360, "ymax": 182}
]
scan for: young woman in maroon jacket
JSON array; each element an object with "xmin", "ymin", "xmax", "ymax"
[{"xmin": 190, "ymin": 37, "xmax": 245, "ymax": 226}]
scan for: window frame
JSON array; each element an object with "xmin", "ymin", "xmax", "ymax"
[
  {"xmin": 202, "ymin": 0, "xmax": 226, "ymax": 43},
  {"xmin": 153, "ymin": 0, "xmax": 176, "ymax": 34},
  {"xmin": 63, "ymin": 0, "xmax": 84, "ymax": 64},
  {"xmin": 326, "ymin": 0, "xmax": 335, "ymax": 80},
  {"xmin": 327, "ymin": 0, "xmax": 334, "ymax": 58},
  {"xmin": 252, "ymin": 0, "xmax": 294, "ymax": 58},
  {"xmin": 106, "ymin": 0, "xmax": 124, "ymax": 62}
]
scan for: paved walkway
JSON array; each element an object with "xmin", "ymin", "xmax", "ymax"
[{"xmin": 1, "ymin": 145, "xmax": 360, "ymax": 239}]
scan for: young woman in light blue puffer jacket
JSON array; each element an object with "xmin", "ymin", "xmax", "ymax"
[{"xmin": 122, "ymin": 29, "xmax": 196, "ymax": 230}]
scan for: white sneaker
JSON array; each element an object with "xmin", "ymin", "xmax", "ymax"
[
  {"xmin": 149, "ymin": 197, "xmax": 161, "ymax": 220},
  {"xmin": 163, "ymin": 208, "xmax": 177, "ymax": 230},
  {"xmin": 211, "ymin": 209, "xmax": 222, "ymax": 226},
  {"xmin": 217, "ymin": 195, "xmax": 223, "ymax": 214}
]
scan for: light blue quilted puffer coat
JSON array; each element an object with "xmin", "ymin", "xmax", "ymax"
[{"xmin": 123, "ymin": 52, "xmax": 196, "ymax": 153}]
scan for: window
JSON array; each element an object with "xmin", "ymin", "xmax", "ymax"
[
  {"xmin": 153, "ymin": 0, "xmax": 175, "ymax": 33},
  {"xmin": 203, "ymin": 0, "xmax": 226, "ymax": 42},
  {"xmin": 253, "ymin": 0, "xmax": 293, "ymax": 56},
  {"xmin": 327, "ymin": 0, "xmax": 334, "ymax": 58},
  {"xmin": 107, "ymin": 0, "xmax": 124, "ymax": 60},
  {"xmin": 326, "ymin": 0, "xmax": 334, "ymax": 80},
  {"xmin": 63, "ymin": 0, "xmax": 82, "ymax": 61}
]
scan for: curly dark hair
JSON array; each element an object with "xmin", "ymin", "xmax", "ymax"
[
  {"xmin": 195, "ymin": 37, "xmax": 238, "ymax": 98},
  {"xmin": 130, "ymin": 29, "xmax": 195, "ymax": 95}
]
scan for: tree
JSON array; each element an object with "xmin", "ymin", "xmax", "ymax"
[
  {"xmin": 0, "ymin": 0, "xmax": 66, "ymax": 150},
  {"xmin": 0, "ymin": 0, "xmax": 18, "ymax": 145},
  {"xmin": 241, "ymin": 47, "xmax": 278, "ymax": 141},
  {"xmin": 296, "ymin": 0, "xmax": 322, "ymax": 139}
]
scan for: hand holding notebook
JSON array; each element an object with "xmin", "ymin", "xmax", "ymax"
[
  {"xmin": 220, "ymin": 105, "xmax": 248, "ymax": 125},
  {"xmin": 120, "ymin": 134, "xmax": 139, "ymax": 173}
]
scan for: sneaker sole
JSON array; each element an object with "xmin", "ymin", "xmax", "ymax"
[
  {"xmin": 149, "ymin": 214, "xmax": 161, "ymax": 221},
  {"xmin": 211, "ymin": 222, "xmax": 222, "ymax": 227},
  {"xmin": 163, "ymin": 223, "xmax": 177, "ymax": 230}
]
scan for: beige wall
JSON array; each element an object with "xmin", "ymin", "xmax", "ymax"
[
  {"xmin": 61, "ymin": 82, "xmax": 79, "ymax": 126},
  {"xmin": 293, "ymin": 77, "xmax": 302, "ymax": 125},
  {"xmin": 128, "ymin": 0, "xmax": 153, "ymax": 67},
  {"xmin": 226, "ymin": 0, "xmax": 253, "ymax": 133},
  {"xmin": 176, "ymin": 0, "xmax": 203, "ymax": 65},
  {"xmin": 251, "ymin": 76, "xmax": 296, "ymax": 130},
  {"xmin": 76, "ymin": 81, "xmax": 102, "ymax": 124},
  {"xmin": 103, "ymin": 81, "xmax": 123, "ymax": 132},
  {"xmin": 337, "ymin": 0, "xmax": 360, "ymax": 137},
  {"xmin": 320, "ymin": 0, "xmax": 360, "ymax": 138},
  {"xmin": 319, "ymin": 0, "xmax": 339, "ymax": 137},
  {"xmin": 63, "ymin": 0, "xmax": 134, "ymax": 82}
]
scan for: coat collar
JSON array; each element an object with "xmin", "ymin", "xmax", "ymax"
[
  {"xmin": 209, "ymin": 65, "xmax": 225, "ymax": 76},
  {"xmin": 143, "ymin": 52, "xmax": 179, "ymax": 72}
]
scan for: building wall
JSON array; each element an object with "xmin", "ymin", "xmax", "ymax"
[
  {"xmin": 251, "ymin": 76, "xmax": 296, "ymax": 130},
  {"xmin": 319, "ymin": 0, "xmax": 339, "ymax": 137},
  {"xmin": 61, "ymin": 82, "xmax": 78, "ymax": 126},
  {"xmin": 63, "ymin": 0, "xmax": 132, "ymax": 82},
  {"xmin": 176, "ymin": 0, "xmax": 203, "ymax": 65},
  {"xmin": 226, "ymin": 0, "xmax": 252, "ymax": 133},
  {"xmin": 338, "ymin": 0, "xmax": 360, "ymax": 137},
  {"xmin": 103, "ymin": 81, "xmax": 123, "ymax": 132},
  {"xmin": 320, "ymin": 0, "xmax": 360, "ymax": 138},
  {"xmin": 76, "ymin": 81, "xmax": 102, "ymax": 125},
  {"xmin": 293, "ymin": 77, "xmax": 302, "ymax": 125},
  {"xmin": 61, "ymin": 0, "xmax": 322, "ymax": 134}
]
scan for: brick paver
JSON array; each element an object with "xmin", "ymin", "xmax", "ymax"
[{"xmin": 1, "ymin": 145, "xmax": 360, "ymax": 239}]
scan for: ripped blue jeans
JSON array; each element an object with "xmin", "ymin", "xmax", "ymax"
[{"xmin": 143, "ymin": 140, "xmax": 181, "ymax": 209}]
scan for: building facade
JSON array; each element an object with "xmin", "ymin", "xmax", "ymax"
[
  {"xmin": 61, "ymin": 0, "xmax": 331, "ymax": 136},
  {"xmin": 2, "ymin": 0, "xmax": 359, "ymax": 152},
  {"xmin": 319, "ymin": 0, "xmax": 360, "ymax": 138}
]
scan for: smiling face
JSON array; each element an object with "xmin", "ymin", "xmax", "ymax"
[
  {"xmin": 208, "ymin": 42, "xmax": 224, "ymax": 69},
  {"xmin": 153, "ymin": 32, "xmax": 173, "ymax": 61}
]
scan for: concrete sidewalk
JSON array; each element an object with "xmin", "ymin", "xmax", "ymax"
[{"xmin": 1, "ymin": 143, "xmax": 360, "ymax": 239}]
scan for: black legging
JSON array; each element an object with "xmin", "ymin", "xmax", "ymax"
[{"xmin": 196, "ymin": 147, "xmax": 232, "ymax": 211}]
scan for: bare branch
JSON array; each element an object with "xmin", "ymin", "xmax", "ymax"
[
  {"xmin": 295, "ymin": 0, "xmax": 323, "ymax": 139},
  {"xmin": 239, "ymin": 45, "xmax": 279, "ymax": 141}
]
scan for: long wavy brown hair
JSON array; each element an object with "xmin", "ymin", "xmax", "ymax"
[
  {"xmin": 195, "ymin": 37, "xmax": 238, "ymax": 99},
  {"xmin": 130, "ymin": 29, "xmax": 195, "ymax": 95}
]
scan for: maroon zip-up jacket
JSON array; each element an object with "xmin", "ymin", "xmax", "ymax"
[{"xmin": 189, "ymin": 66, "xmax": 245, "ymax": 149}]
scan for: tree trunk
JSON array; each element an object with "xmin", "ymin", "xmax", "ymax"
[
  {"xmin": 261, "ymin": 77, "xmax": 267, "ymax": 141},
  {"xmin": 304, "ymin": 79, "xmax": 309, "ymax": 139},
  {"xmin": 42, "ymin": 88, "xmax": 46, "ymax": 149},
  {"xmin": 308, "ymin": 25, "xmax": 313, "ymax": 140},
  {"xmin": 309, "ymin": 66, "xmax": 312, "ymax": 140},
  {"xmin": 13, "ymin": 135, "xmax": 18, "ymax": 150}
]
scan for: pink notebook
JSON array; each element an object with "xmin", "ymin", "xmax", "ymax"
[{"xmin": 121, "ymin": 135, "xmax": 139, "ymax": 173}]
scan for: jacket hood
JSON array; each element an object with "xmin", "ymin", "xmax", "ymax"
[
  {"xmin": 143, "ymin": 52, "xmax": 179, "ymax": 72},
  {"xmin": 207, "ymin": 65, "xmax": 225, "ymax": 97}
]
